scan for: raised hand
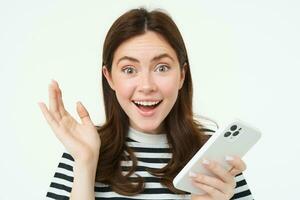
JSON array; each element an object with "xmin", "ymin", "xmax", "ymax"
[{"xmin": 38, "ymin": 80, "xmax": 101, "ymax": 164}]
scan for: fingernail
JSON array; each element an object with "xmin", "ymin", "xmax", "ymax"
[
  {"xmin": 202, "ymin": 159, "xmax": 210, "ymax": 165},
  {"xmin": 188, "ymin": 171, "xmax": 197, "ymax": 178},
  {"xmin": 51, "ymin": 79, "xmax": 56, "ymax": 85},
  {"xmin": 225, "ymin": 156, "xmax": 234, "ymax": 161}
]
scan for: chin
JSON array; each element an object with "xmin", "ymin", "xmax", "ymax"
[{"xmin": 133, "ymin": 123, "xmax": 161, "ymax": 133}]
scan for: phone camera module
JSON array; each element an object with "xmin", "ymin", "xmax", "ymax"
[{"xmin": 224, "ymin": 132, "xmax": 231, "ymax": 137}]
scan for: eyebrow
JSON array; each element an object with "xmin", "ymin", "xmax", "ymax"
[{"xmin": 116, "ymin": 53, "xmax": 175, "ymax": 65}]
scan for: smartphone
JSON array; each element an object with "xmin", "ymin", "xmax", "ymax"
[{"xmin": 173, "ymin": 119, "xmax": 261, "ymax": 195}]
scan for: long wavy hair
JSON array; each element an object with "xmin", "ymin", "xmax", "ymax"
[{"xmin": 95, "ymin": 7, "xmax": 213, "ymax": 195}]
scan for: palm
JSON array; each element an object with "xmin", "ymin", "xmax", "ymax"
[
  {"xmin": 39, "ymin": 80, "xmax": 100, "ymax": 163},
  {"xmin": 58, "ymin": 114, "xmax": 100, "ymax": 161}
]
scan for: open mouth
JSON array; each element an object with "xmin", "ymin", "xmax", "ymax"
[{"xmin": 132, "ymin": 100, "xmax": 163, "ymax": 112}]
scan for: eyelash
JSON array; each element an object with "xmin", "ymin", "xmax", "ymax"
[{"xmin": 122, "ymin": 64, "xmax": 170, "ymax": 74}]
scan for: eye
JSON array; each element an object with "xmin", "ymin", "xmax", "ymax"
[
  {"xmin": 156, "ymin": 64, "xmax": 170, "ymax": 72},
  {"xmin": 122, "ymin": 66, "xmax": 136, "ymax": 74}
]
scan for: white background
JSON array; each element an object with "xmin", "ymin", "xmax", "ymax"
[{"xmin": 1, "ymin": 0, "xmax": 299, "ymax": 199}]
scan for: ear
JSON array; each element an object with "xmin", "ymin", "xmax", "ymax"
[
  {"xmin": 179, "ymin": 63, "xmax": 187, "ymax": 89},
  {"xmin": 102, "ymin": 65, "xmax": 115, "ymax": 90}
]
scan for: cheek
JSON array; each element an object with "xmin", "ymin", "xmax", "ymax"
[
  {"xmin": 157, "ymin": 77, "xmax": 180, "ymax": 99},
  {"xmin": 114, "ymin": 80, "xmax": 136, "ymax": 100}
]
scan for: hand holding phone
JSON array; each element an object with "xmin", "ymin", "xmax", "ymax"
[{"xmin": 173, "ymin": 119, "xmax": 261, "ymax": 195}]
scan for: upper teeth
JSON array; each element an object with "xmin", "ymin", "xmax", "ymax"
[{"xmin": 134, "ymin": 101, "xmax": 160, "ymax": 106}]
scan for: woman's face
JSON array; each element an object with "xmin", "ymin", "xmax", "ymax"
[{"xmin": 103, "ymin": 31, "xmax": 186, "ymax": 134}]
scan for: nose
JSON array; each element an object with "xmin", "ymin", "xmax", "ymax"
[{"xmin": 138, "ymin": 71, "xmax": 157, "ymax": 93}]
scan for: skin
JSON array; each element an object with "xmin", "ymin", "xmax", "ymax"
[
  {"xmin": 103, "ymin": 31, "xmax": 186, "ymax": 134},
  {"xmin": 38, "ymin": 80, "xmax": 99, "ymax": 200},
  {"xmin": 38, "ymin": 30, "xmax": 247, "ymax": 200},
  {"xmin": 190, "ymin": 157, "xmax": 246, "ymax": 200}
]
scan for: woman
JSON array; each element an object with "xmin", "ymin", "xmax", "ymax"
[{"xmin": 39, "ymin": 7, "xmax": 253, "ymax": 200}]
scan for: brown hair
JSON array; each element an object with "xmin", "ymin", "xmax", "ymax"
[{"xmin": 95, "ymin": 7, "xmax": 211, "ymax": 195}]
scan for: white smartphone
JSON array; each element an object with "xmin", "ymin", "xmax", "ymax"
[{"xmin": 173, "ymin": 119, "xmax": 261, "ymax": 195}]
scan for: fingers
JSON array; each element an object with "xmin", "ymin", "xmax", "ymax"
[
  {"xmin": 51, "ymin": 80, "xmax": 68, "ymax": 117},
  {"xmin": 190, "ymin": 157, "xmax": 246, "ymax": 199},
  {"xmin": 202, "ymin": 159, "xmax": 235, "ymax": 187},
  {"xmin": 76, "ymin": 101, "xmax": 94, "ymax": 126},
  {"xmin": 45, "ymin": 79, "xmax": 91, "ymax": 126},
  {"xmin": 191, "ymin": 181, "xmax": 224, "ymax": 199},
  {"xmin": 189, "ymin": 171, "xmax": 228, "ymax": 194},
  {"xmin": 226, "ymin": 156, "xmax": 247, "ymax": 176},
  {"xmin": 49, "ymin": 80, "xmax": 62, "ymax": 121},
  {"xmin": 189, "ymin": 159, "xmax": 237, "ymax": 199},
  {"xmin": 38, "ymin": 102, "xmax": 59, "ymax": 134},
  {"xmin": 38, "ymin": 101, "xmax": 77, "ymax": 146}
]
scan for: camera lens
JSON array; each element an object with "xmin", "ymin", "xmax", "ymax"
[
  {"xmin": 233, "ymin": 131, "xmax": 239, "ymax": 136},
  {"xmin": 230, "ymin": 125, "xmax": 237, "ymax": 131},
  {"xmin": 224, "ymin": 132, "xmax": 231, "ymax": 137}
]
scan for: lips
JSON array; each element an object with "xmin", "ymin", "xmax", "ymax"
[{"xmin": 132, "ymin": 100, "xmax": 163, "ymax": 116}]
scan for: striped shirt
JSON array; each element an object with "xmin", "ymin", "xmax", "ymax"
[{"xmin": 46, "ymin": 119, "xmax": 254, "ymax": 199}]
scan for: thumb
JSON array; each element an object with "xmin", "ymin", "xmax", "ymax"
[{"xmin": 76, "ymin": 101, "xmax": 94, "ymax": 126}]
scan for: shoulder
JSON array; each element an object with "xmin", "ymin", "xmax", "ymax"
[{"xmin": 194, "ymin": 114, "xmax": 219, "ymax": 136}]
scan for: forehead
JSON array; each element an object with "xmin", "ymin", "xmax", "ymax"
[{"xmin": 113, "ymin": 31, "xmax": 178, "ymax": 62}]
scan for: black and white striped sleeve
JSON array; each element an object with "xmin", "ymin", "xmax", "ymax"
[
  {"xmin": 231, "ymin": 173, "xmax": 254, "ymax": 200},
  {"xmin": 46, "ymin": 152, "xmax": 74, "ymax": 200}
]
